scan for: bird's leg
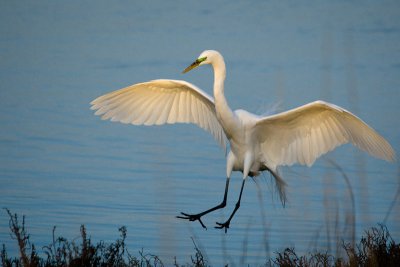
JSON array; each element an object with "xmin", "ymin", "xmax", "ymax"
[
  {"xmin": 177, "ymin": 177, "xmax": 230, "ymax": 229},
  {"xmin": 215, "ymin": 179, "xmax": 246, "ymax": 233}
]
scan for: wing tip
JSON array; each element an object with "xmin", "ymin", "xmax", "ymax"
[{"xmin": 382, "ymin": 148, "xmax": 396, "ymax": 162}]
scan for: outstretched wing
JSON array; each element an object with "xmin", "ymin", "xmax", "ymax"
[
  {"xmin": 255, "ymin": 100, "xmax": 395, "ymax": 169},
  {"xmin": 91, "ymin": 79, "xmax": 226, "ymax": 150}
]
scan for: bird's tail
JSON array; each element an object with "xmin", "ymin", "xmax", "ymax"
[{"xmin": 269, "ymin": 168, "xmax": 287, "ymax": 207}]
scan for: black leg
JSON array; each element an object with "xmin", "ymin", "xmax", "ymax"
[
  {"xmin": 177, "ymin": 178, "xmax": 230, "ymax": 229},
  {"xmin": 215, "ymin": 178, "xmax": 246, "ymax": 233}
]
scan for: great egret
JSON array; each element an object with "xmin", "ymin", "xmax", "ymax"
[{"xmin": 91, "ymin": 50, "xmax": 395, "ymax": 232}]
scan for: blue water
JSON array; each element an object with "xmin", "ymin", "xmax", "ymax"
[{"xmin": 1, "ymin": 1, "xmax": 399, "ymax": 265}]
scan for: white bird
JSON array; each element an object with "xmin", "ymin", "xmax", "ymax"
[{"xmin": 91, "ymin": 50, "xmax": 395, "ymax": 232}]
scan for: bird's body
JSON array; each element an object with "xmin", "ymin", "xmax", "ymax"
[
  {"xmin": 91, "ymin": 50, "xmax": 395, "ymax": 231},
  {"xmin": 225, "ymin": 109, "xmax": 264, "ymax": 176}
]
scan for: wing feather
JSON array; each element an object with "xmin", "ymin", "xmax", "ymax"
[
  {"xmin": 153, "ymin": 93, "xmax": 173, "ymax": 125},
  {"xmin": 91, "ymin": 79, "xmax": 226, "ymax": 150},
  {"xmin": 255, "ymin": 100, "xmax": 395, "ymax": 169},
  {"xmin": 145, "ymin": 92, "xmax": 171, "ymax": 125},
  {"xmin": 142, "ymin": 93, "xmax": 166, "ymax": 125},
  {"xmin": 169, "ymin": 90, "xmax": 182, "ymax": 124},
  {"xmin": 190, "ymin": 93, "xmax": 200, "ymax": 125}
]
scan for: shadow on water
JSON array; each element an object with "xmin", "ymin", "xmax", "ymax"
[
  {"xmin": 344, "ymin": 28, "xmax": 369, "ymax": 251},
  {"xmin": 324, "ymin": 158, "xmax": 356, "ymax": 258},
  {"xmin": 384, "ymin": 166, "xmax": 400, "ymax": 225}
]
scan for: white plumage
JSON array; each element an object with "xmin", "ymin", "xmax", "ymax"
[
  {"xmin": 256, "ymin": 100, "xmax": 395, "ymax": 169},
  {"xmin": 91, "ymin": 79, "xmax": 226, "ymax": 150},
  {"xmin": 91, "ymin": 50, "xmax": 395, "ymax": 231}
]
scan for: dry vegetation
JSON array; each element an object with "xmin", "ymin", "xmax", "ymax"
[{"xmin": 1, "ymin": 209, "xmax": 399, "ymax": 267}]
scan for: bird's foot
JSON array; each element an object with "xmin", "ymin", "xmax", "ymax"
[
  {"xmin": 215, "ymin": 220, "xmax": 230, "ymax": 233},
  {"xmin": 177, "ymin": 212, "xmax": 207, "ymax": 229}
]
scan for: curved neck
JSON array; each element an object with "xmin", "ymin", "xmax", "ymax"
[
  {"xmin": 212, "ymin": 54, "xmax": 237, "ymax": 136},
  {"xmin": 212, "ymin": 57, "xmax": 226, "ymax": 97}
]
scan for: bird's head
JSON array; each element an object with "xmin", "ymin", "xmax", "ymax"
[{"xmin": 182, "ymin": 50, "xmax": 219, "ymax": 73}]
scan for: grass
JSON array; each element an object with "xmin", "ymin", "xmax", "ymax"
[{"xmin": 1, "ymin": 208, "xmax": 399, "ymax": 267}]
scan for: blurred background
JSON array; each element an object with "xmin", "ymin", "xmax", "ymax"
[{"xmin": 0, "ymin": 1, "xmax": 399, "ymax": 265}]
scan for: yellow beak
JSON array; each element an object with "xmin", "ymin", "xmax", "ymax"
[
  {"xmin": 182, "ymin": 56, "xmax": 207, "ymax": 74},
  {"xmin": 182, "ymin": 60, "xmax": 201, "ymax": 74}
]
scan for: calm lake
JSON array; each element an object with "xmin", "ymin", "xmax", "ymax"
[{"xmin": 1, "ymin": 1, "xmax": 399, "ymax": 265}]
